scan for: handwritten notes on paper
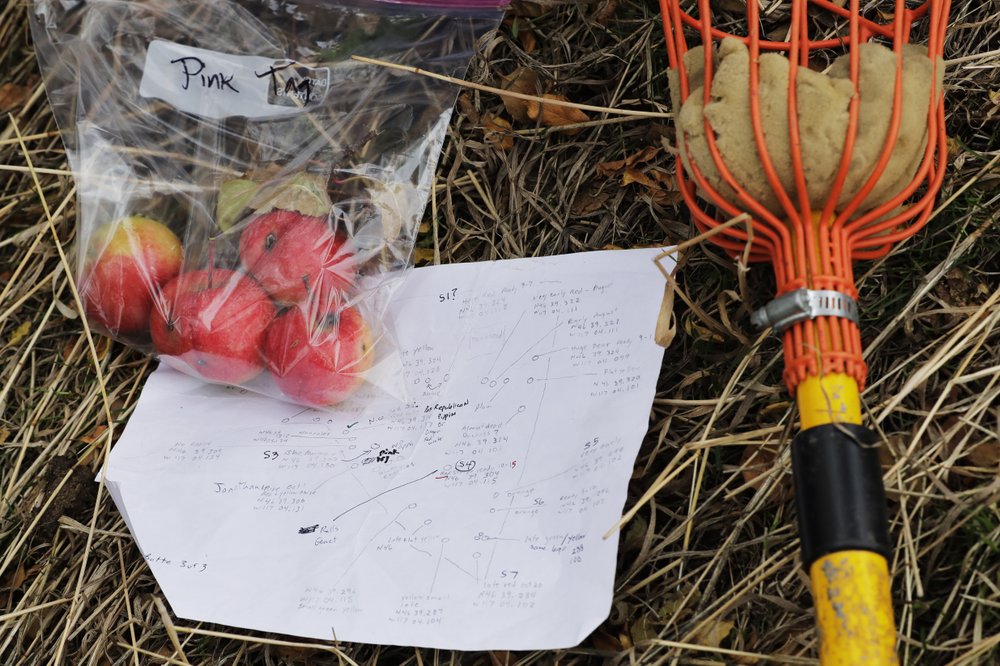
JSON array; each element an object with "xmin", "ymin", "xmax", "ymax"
[{"xmin": 102, "ymin": 248, "xmax": 672, "ymax": 650}]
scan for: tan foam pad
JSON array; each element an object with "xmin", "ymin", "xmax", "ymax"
[{"xmin": 672, "ymin": 38, "xmax": 942, "ymax": 219}]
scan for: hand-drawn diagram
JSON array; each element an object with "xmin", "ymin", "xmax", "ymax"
[{"xmin": 103, "ymin": 249, "xmax": 671, "ymax": 650}]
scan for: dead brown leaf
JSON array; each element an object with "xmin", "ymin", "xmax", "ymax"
[
  {"xmin": 458, "ymin": 92, "xmax": 481, "ymax": 124},
  {"xmin": 500, "ymin": 67, "xmax": 541, "ymax": 123},
  {"xmin": 273, "ymin": 644, "xmax": 320, "ymax": 662},
  {"xmin": 936, "ymin": 414, "xmax": 999, "ymax": 469},
  {"xmin": 413, "ymin": 247, "xmax": 436, "ymax": 265},
  {"xmin": 648, "ymin": 171, "xmax": 683, "ymax": 205},
  {"xmin": 519, "ymin": 29, "xmax": 538, "ymax": 53},
  {"xmin": 596, "ymin": 146, "xmax": 662, "ymax": 177},
  {"xmin": 94, "ymin": 335, "xmax": 112, "ymax": 361},
  {"xmin": 693, "ymin": 618, "xmax": 735, "ymax": 648},
  {"xmin": 766, "ymin": 19, "xmax": 792, "ymax": 44},
  {"xmin": 482, "ymin": 113, "xmax": 514, "ymax": 151},
  {"xmin": 6, "ymin": 320, "xmax": 31, "ymax": 348},
  {"xmin": 629, "ymin": 613, "xmax": 657, "ymax": 644},
  {"xmin": 0, "ymin": 83, "xmax": 33, "ymax": 111},
  {"xmin": 593, "ymin": 0, "xmax": 620, "ymax": 25},
  {"xmin": 740, "ymin": 443, "xmax": 779, "ymax": 491},
  {"xmin": 526, "ymin": 94, "xmax": 589, "ymax": 135},
  {"xmin": 5, "ymin": 564, "xmax": 28, "ymax": 592},
  {"xmin": 597, "ymin": 147, "xmax": 681, "ymax": 204},
  {"xmin": 571, "ymin": 184, "xmax": 610, "ymax": 216},
  {"xmin": 590, "ymin": 628, "xmax": 624, "ymax": 651},
  {"xmin": 622, "ymin": 167, "xmax": 657, "ymax": 189},
  {"xmin": 80, "ymin": 424, "xmax": 108, "ymax": 445},
  {"xmin": 967, "ymin": 440, "xmax": 1000, "ymax": 468}
]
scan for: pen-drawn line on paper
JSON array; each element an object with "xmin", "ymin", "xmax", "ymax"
[
  {"xmin": 330, "ymin": 469, "xmax": 438, "ymax": 523},
  {"xmin": 496, "ymin": 495, "xmax": 517, "ymax": 534},
  {"xmin": 444, "ymin": 557, "xmax": 477, "ymax": 580},
  {"xmin": 530, "ymin": 347, "xmax": 567, "ymax": 360},
  {"xmin": 504, "ymin": 405, "xmax": 527, "ymax": 426},
  {"xmin": 429, "ymin": 542, "xmax": 445, "ymax": 594},
  {"xmin": 334, "ymin": 507, "xmax": 413, "ymax": 585},
  {"xmin": 475, "ymin": 534, "xmax": 520, "ymax": 542},
  {"xmin": 280, "ymin": 407, "xmax": 313, "ymax": 423},
  {"xmin": 487, "ymin": 351, "xmax": 551, "ymax": 582},
  {"xmin": 485, "ymin": 494, "xmax": 516, "ymax": 579},
  {"xmin": 341, "ymin": 423, "xmax": 382, "ymax": 434},
  {"xmin": 288, "ymin": 434, "xmax": 354, "ymax": 441},
  {"xmin": 527, "ymin": 374, "xmax": 589, "ymax": 383},
  {"xmin": 490, "ymin": 377, "xmax": 510, "ymax": 402},
  {"xmin": 484, "ymin": 537, "xmax": 500, "ymax": 580},
  {"xmin": 349, "ymin": 472, "xmax": 376, "ymax": 511},
  {"xmin": 388, "ymin": 503, "xmax": 419, "ymax": 534},
  {"xmin": 494, "ymin": 322, "xmax": 562, "ymax": 381},
  {"xmin": 487, "ymin": 310, "xmax": 526, "ymax": 375},
  {"xmin": 516, "ymin": 356, "xmax": 551, "ymax": 485},
  {"xmin": 340, "ymin": 446, "xmax": 379, "ymax": 463},
  {"xmin": 510, "ymin": 465, "xmax": 580, "ymax": 492},
  {"xmin": 486, "ymin": 352, "xmax": 558, "ymax": 576},
  {"xmin": 413, "ymin": 519, "xmax": 431, "ymax": 535},
  {"xmin": 409, "ymin": 544, "xmax": 432, "ymax": 557},
  {"xmin": 310, "ymin": 465, "xmax": 355, "ymax": 494}
]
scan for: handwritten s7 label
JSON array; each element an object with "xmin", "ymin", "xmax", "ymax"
[{"xmin": 139, "ymin": 40, "xmax": 330, "ymax": 120}]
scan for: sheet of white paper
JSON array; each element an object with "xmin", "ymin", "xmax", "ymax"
[{"xmin": 104, "ymin": 248, "xmax": 672, "ymax": 650}]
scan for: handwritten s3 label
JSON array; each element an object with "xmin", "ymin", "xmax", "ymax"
[{"xmin": 139, "ymin": 40, "xmax": 330, "ymax": 120}]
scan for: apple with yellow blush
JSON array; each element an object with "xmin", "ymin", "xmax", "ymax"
[{"xmin": 80, "ymin": 216, "xmax": 182, "ymax": 337}]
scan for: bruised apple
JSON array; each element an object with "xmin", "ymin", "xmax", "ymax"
[
  {"xmin": 81, "ymin": 216, "xmax": 182, "ymax": 336},
  {"xmin": 150, "ymin": 269, "xmax": 276, "ymax": 384},
  {"xmin": 239, "ymin": 210, "xmax": 355, "ymax": 306},
  {"xmin": 264, "ymin": 303, "xmax": 374, "ymax": 407}
]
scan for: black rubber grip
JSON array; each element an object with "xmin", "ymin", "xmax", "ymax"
[{"xmin": 792, "ymin": 423, "xmax": 892, "ymax": 568}]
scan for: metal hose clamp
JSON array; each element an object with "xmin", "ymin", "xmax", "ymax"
[{"xmin": 751, "ymin": 289, "xmax": 860, "ymax": 334}]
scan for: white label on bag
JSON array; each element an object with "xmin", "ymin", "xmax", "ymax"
[{"xmin": 139, "ymin": 40, "xmax": 331, "ymax": 120}]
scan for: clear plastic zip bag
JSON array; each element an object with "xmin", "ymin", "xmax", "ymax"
[{"xmin": 30, "ymin": 0, "xmax": 505, "ymax": 408}]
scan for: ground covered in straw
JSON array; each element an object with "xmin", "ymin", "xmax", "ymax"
[{"xmin": 2, "ymin": 0, "xmax": 998, "ymax": 664}]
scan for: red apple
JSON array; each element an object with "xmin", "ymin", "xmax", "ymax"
[
  {"xmin": 80, "ymin": 216, "xmax": 182, "ymax": 336},
  {"xmin": 238, "ymin": 210, "xmax": 355, "ymax": 306},
  {"xmin": 264, "ymin": 302, "xmax": 374, "ymax": 407},
  {"xmin": 150, "ymin": 269, "xmax": 276, "ymax": 384}
]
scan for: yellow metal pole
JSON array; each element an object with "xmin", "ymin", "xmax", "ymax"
[{"xmin": 795, "ymin": 374, "xmax": 898, "ymax": 665}]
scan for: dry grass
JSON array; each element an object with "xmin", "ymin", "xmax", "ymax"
[{"xmin": 2, "ymin": 0, "xmax": 999, "ymax": 664}]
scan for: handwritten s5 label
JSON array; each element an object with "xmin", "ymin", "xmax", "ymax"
[{"xmin": 139, "ymin": 40, "xmax": 330, "ymax": 120}]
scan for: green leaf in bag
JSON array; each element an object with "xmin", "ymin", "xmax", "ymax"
[
  {"xmin": 252, "ymin": 172, "xmax": 332, "ymax": 218},
  {"xmin": 216, "ymin": 179, "xmax": 262, "ymax": 231}
]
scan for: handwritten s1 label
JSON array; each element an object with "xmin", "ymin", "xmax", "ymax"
[{"xmin": 139, "ymin": 40, "xmax": 330, "ymax": 120}]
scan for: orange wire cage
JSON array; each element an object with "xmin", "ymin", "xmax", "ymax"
[{"xmin": 659, "ymin": 0, "xmax": 951, "ymax": 392}]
